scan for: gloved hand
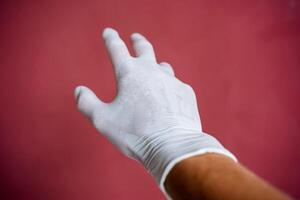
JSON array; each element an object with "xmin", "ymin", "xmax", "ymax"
[{"xmin": 74, "ymin": 28, "xmax": 237, "ymax": 198}]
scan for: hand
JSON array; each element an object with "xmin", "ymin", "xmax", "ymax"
[
  {"xmin": 75, "ymin": 27, "xmax": 201, "ymax": 155},
  {"xmin": 74, "ymin": 28, "xmax": 236, "ymax": 197}
]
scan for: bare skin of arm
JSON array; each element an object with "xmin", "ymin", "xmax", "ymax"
[{"xmin": 165, "ymin": 153, "xmax": 291, "ymax": 200}]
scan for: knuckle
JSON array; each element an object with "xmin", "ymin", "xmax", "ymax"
[
  {"xmin": 161, "ymin": 61, "xmax": 170, "ymax": 66},
  {"xmin": 164, "ymin": 64, "xmax": 173, "ymax": 71},
  {"xmin": 117, "ymin": 59, "xmax": 135, "ymax": 78},
  {"xmin": 119, "ymin": 58, "xmax": 133, "ymax": 71},
  {"xmin": 184, "ymin": 84, "xmax": 195, "ymax": 93},
  {"xmin": 160, "ymin": 62, "xmax": 173, "ymax": 71},
  {"xmin": 119, "ymin": 57, "xmax": 131, "ymax": 66}
]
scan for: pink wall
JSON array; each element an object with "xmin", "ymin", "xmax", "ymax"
[{"xmin": 1, "ymin": 0, "xmax": 300, "ymax": 199}]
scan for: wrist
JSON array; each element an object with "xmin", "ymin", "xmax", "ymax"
[{"xmin": 128, "ymin": 127, "xmax": 237, "ymax": 196}]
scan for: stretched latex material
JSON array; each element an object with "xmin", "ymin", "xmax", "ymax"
[{"xmin": 75, "ymin": 28, "xmax": 237, "ymax": 198}]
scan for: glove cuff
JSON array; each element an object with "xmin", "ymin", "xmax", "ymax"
[
  {"xmin": 159, "ymin": 147, "xmax": 237, "ymax": 199},
  {"xmin": 129, "ymin": 128, "xmax": 237, "ymax": 199}
]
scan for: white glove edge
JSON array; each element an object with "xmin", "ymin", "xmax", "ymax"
[{"xmin": 159, "ymin": 148, "xmax": 238, "ymax": 200}]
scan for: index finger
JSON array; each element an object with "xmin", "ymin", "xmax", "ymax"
[{"xmin": 102, "ymin": 28, "xmax": 131, "ymax": 75}]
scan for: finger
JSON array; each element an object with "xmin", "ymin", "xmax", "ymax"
[
  {"xmin": 131, "ymin": 33, "xmax": 156, "ymax": 62},
  {"xmin": 74, "ymin": 86, "xmax": 105, "ymax": 119},
  {"xmin": 102, "ymin": 28, "xmax": 131, "ymax": 75},
  {"xmin": 160, "ymin": 62, "xmax": 175, "ymax": 76}
]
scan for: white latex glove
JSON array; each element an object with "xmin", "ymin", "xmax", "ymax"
[{"xmin": 74, "ymin": 28, "xmax": 237, "ymax": 198}]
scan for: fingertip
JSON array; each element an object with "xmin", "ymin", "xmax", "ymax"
[
  {"xmin": 102, "ymin": 27, "xmax": 118, "ymax": 39},
  {"xmin": 74, "ymin": 86, "xmax": 83, "ymax": 100},
  {"xmin": 131, "ymin": 32, "xmax": 143, "ymax": 40},
  {"xmin": 102, "ymin": 27, "xmax": 131, "ymax": 68},
  {"xmin": 74, "ymin": 85, "xmax": 91, "ymax": 102},
  {"xmin": 74, "ymin": 86, "xmax": 102, "ymax": 117}
]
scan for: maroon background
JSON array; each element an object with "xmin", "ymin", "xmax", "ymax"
[{"xmin": 1, "ymin": 0, "xmax": 300, "ymax": 199}]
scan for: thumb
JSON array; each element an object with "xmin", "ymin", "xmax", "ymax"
[{"xmin": 74, "ymin": 86, "xmax": 104, "ymax": 119}]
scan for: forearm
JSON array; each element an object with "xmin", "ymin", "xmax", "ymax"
[{"xmin": 165, "ymin": 153, "xmax": 291, "ymax": 200}]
